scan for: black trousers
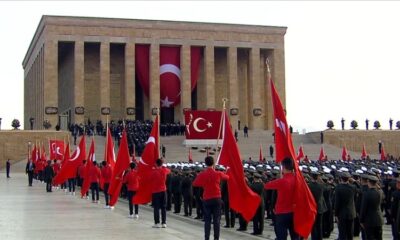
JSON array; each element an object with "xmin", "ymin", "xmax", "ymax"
[
  {"xmin": 364, "ymin": 226, "xmax": 382, "ymax": 240},
  {"xmin": 238, "ymin": 214, "xmax": 248, "ymax": 230},
  {"xmin": 338, "ymin": 218, "xmax": 354, "ymax": 240},
  {"xmin": 274, "ymin": 213, "xmax": 299, "ymax": 240},
  {"xmin": 173, "ymin": 192, "xmax": 182, "ymax": 213},
  {"xmin": 27, "ymin": 172, "xmax": 34, "ymax": 186},
  {"xmin": 183, "ymin": 194, "xmax": 193, "ymax": 216},
  {"xmin": 252, "ymin": 204, "xmax": 265, "ymax": 234},
  {"xmin": 353, "ymin": 216, "xmax": 361, "ymax": 237},
  {"xmin": 167, "ymin": 190, "xmax": 172, "ymax": 211},
  {"xmin": 322, "ymin": 209, "xmax": 334, "ymax": 238},
  {"xmin": 195, "ymin": 195, "xmax": 203, "ymax": 218},
  {"xmin": 6, "ymin": 166, "xmax": 10, "ymax": 177},
  {"xmin": 46, "ymin": 179, "xmax": 52, "ymax": 192},
  {"xmin": 223, "ymin": 200, "xmax": 235, "ymax": 228},
  {"xmin": 103, "ymin": 183, "xmax": 110, "ymax": 206},
  {"xmin": 203, "ymin": 198, "xmax": 222, "ymax": 240},
  {"xmin": 90, "ymin": 182, "xmax": 99, "ymax": 201},
  {"xmin": 68, "ymin": 178, "xmax": 75, "ymax": 192},
  {"xmin": 311, "ymin": 213, "xmax": 323, "ymax": 240},
  {"xmin": 152, "ymin": 191, "xmax": 167, "ymax": 224},
  {"xmin": 127, "ymin": 191, "xmax": 139, "ymax": 215}
]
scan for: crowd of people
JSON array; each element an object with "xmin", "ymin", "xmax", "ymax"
[
  {"xmin": 68, "ymin": 120, "xmax": 184, "ymax": 156},
  {"xmin": 24, "ymin": 150, "xmax": 400, "ymax": 240}
]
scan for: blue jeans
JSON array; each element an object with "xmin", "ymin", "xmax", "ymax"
[
  {"xmin": 203, "ymin": 198, "xmax": 222, "ymax": 240},
  {"xmin": 274, "ymin": 212, "xmax": 300, "ymax": 240}
]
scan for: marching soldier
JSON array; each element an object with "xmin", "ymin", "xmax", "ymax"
[
  {"xmin": 250, "ymin": 173, "xmax": 265, "ymax": 235},
  {"xmin": 308, "ymin": 171, "xmax": 327, "ymax": 240}
]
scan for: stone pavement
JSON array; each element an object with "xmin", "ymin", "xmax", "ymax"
[{"xmin": 0, "ymin": 161, "xmax": 392, "ymax": 240}]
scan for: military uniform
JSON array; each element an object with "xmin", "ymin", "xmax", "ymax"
[
  {"xmin": 360, "ymin": 184, "xmax": 384, "ymax": 240},
  {"xmin": 250, "ymin": 174, "xmax": 265, "ymax": 235},
  {"xmin": 335, "ymin": 174, "xmax": 356, "ymax": 240},
  {"xmin": 308, "ymin": 176, "xmax": 328, "ymax": 240}
]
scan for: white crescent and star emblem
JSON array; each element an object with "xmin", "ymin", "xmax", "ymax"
[
  {"xmin": 69, "ymin": 147, "xmax": 80, "ymax": 161},
  {"xmin": 146, "ymin": 136, "xmax": 156, "ymax": 145},
  {"xmin": 193, "ymin": 117, "xmax": 213, "ymax": 133},
  {"xmin": 275, "ymin": 118, "xmax": 286, "ymax": 136},
  {"xmin": 139, "ymin": 157, "xmax": 149, "ymax": 166},
  {"xmin": 161, "ymin": 96, "xmax": 174, "ymax": 108},
  {"xmin": 56, "ymin": 147, "xmax": 63, "ymax": 156},
  {"xmin": 51, "ymin": 143, "xmax": 56, "ymax": 153},
  {"xmin": 159, "ymin": 64, "xmax": 181, "ymax": 107}
]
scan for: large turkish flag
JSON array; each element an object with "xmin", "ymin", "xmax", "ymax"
[{"xmin": 184, "ymin": 110, "xmax": 222, "ymax": 140}]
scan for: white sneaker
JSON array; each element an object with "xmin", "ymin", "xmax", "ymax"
[
  {"xmin": 110, "ymin": 206, "xmax": 115, "ymax": 210},
  {"xmin": 162, "ymin": 224, "xmax": 167, "ymax": 228},
  {"xmin": 128, "ymin": 214, "xmax": 134, "ymax": 219},
  {"xmin": 86, "ymin": 196, "xmax": 89, "ymax": 200},
  {"xmin": 104, "ymin": 205, "xmax": 109, "ymax": 209},
  {"xmin": 152, "ymin": 224, "xmax": 161, "ymax": 228},
  {"xmin": 73, "ymin": 192, "xmax": 76, "ymax": 196},
  {"xmin": 134, "ymin": 214, "xmax": 139, "ymax": 219}
]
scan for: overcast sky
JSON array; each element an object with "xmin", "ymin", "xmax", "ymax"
[{"xmin": 0, "ymin": 1, "xmax": 399, "ymax": 132}]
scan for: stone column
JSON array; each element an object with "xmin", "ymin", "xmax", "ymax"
[
  {"xmin": 43, "ymin": 39, "xmax": 58, "ymax": 129},
  {"xmin": 228, "ymin": 46, "xmax": 239, "ymax": 130},
  {"xmin": 74, "ymin": 40, "xmax": 84, "ymax": 124},
  {"xmin": 204, "ymin": 44, "xmax": 215, "ymax": 109},
  {"xmin": 125, "ymin": 42, "xmax": 135, "ymax": 119},
  {"xmin": 249, "ymin": 47, "xmax": 263, "ymax": 129},
  {"xmin": 272, "ymin": 47, "xmax": 286, "ymax": 117},
  {"xmin": 177, "ymin": 44, "xmax": 191, "ymax": 122},
  {"xmin": 149, "ymin": 43, "xmax": 160, "ymax": 117},
  {"xmin": 100, "ymin": 41, "xmax": 110, "ymax": 123}
]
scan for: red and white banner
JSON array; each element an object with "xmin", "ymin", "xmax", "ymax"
[
  {"xmin": 184, "ymin": 110, "xmax": 222, "ymax": 140},
  {"xmin": 49, "ymin": 140, "xmax": 65, "ymax": 160},
  {"xmin": 135, "ymin": 45, "xmax": 202, "ymax": 108}
]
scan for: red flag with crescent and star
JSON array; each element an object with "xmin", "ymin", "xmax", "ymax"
[
  {"xmin": 296, "ymin": 145, "xmax": 305, "ymax": 161},
  {"xmin": 53, "ymin": 135, "xmax": 86, "ymax": 185},
  {"xmin": 49, "ymin": 140, "xmax": 65, "ymax": 160},
  {"xmin": 184, "ymin": 110, "xmax": 222, "ymax": 140},
  {"xmin": 133, "ymin": 116, "xmax": 160, "ymax": 204},
  {"xmin": 361, "ymin": 144, "xmax": 367, "ymax": 159},
  {"xmin": 341, "ymin": 146, "xmax": 348, "ymax": 161},
  {"xmin": 270, "ymin": 79, "xmax": 316, "ymax": 238},
  {"xmin": 318, "ymin": 146, "xmax": 326, "ymax": 161},
  {"xmin": 81, "ymin": 138, "xmax": 95, "ymax": 197}
]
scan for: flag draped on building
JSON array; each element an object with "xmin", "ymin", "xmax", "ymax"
[
  {"xmin": 133, "ymin": 116, "xmax": 159, "ymax": 204},
  {"xmin": 108, "ymin": 129, "xmax": 130, "ymax": 206},
  {"xmin": 270, "ymin": 79, "xmax": 316, "ymax": 238},
  {"xmin": 53, "ymin": 135, "xmax": 86, "ymax": 185},
  {"xmin": 218, "ymin": 111, "xmax": 261, "ymax": 222}
]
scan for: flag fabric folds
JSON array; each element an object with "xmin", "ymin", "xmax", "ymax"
[
  {"xmin": 296, "ymin": 145, "xmax": 305, "ymax": 161},
  {"xmin": 381, "ymin": 144, "xmax": 386, "ymax": 161},
  {"xmin": 49, "ymin": 140, "xmax": 65, "ymax": 160},
  {"xmin": 361, "ymin": 144, "xmax": 367, "ymax": 160},
  {"xmin": 341, "ymin": 146, "xmax": 348, "ymax": 161},
  {"xmin": 318, "ymin": 146, "xmax": 325, "ymax": 161},
  {"xmin": 105, "ymin": 127, "xmax": 116, "ymax": 170},
  {"xmin": 270, "ymin": 80, "xmax": 317, "ymax": 238},
  {"xmin": 53, "ymin": 135, "xmax": 86, "ymax": 185},
  {"xmin": 81, "ymin": 138, "xmax": 95, "ymax": 197},
  {"xmin": 217, "ymin": 111, "xmax": 261, "ymax": 222},
  {"xmin": 108, "ymin": 129, "xmax": 131, "ymax": 206},
  {"xmin": 133, "ymin": 116, "xmax": 159, "ymax": 205}
]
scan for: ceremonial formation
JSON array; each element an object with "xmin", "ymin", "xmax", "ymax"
[{"xmin": 0, "ymin": 14, "xmax": 391, "ymax": 240}]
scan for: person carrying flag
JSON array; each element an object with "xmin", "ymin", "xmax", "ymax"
[
  {"xmin": 101, "ymin": 160, "xmax": 112, "ymax": 208},
  {"xmin": 151, "ymin": 158, "xmax": 171, "ymax": 228},
  {"xmin": 89, "ymin": 161, "xmax": 101, "ymax": 203},
  {"xmin": 264, "ymin": 157, "xmax": 299, "ymax": 240},
  {"xmin": 193, "ymin": 156, "xmax": 229, "ymax": 240},
  {"xmin": 123, "ymin": 162, "xmax": 140, "ymax": 219}
]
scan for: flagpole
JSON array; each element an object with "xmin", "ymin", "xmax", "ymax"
[
  {"xmin": 157, "ymin": 108, "xmax": 161, "ymax": 159},
  {"xmin": 215, "ymin": 98, "xmax": 227, "ymax": 154}
]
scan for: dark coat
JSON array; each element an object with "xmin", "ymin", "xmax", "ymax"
[
  {"xmin": 360, "ymin": 188, "xmax": 384, "ymax": 227},
  {"xmin": 334, "ymin": 183, "xmax": 356, "ymax": 220},
  {"xmin": 25, "ymin": 162, "xmax": 35, "ymax": 173},
  {"xmin": 43, "ymin": 165, "xmax": 54, "ymax": 183},
  {"xmin": 309, "ymin": 181, "xmax": 328, "ymax": 214}
]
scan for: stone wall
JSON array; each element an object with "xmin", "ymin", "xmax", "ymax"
[
  {"xmin": 0, "ymin": 131, "xmax": 70, "ymax": 168},
  {"xmin": 307, "ymin": 130, "xmax": 400, "ymax": 157}
]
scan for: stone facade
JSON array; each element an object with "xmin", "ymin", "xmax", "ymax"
[{"xmin": 23, "ymin": 16, "xmax": 287, "ymax": 130}]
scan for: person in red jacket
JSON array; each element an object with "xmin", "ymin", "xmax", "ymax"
[
  {"xmin": 123, "ymin": 162, "xmax": 140, "ymax": 219},
  {"xmin": 101, "ymin": 161, "xmax": 112, "ymax": 208},
  {"xmin": 151, "ymin": 158, "xmax": 171, "ymax": 228},
  {"xmin": 264, "ymin": 157, "xmax": 298, "ymax": 240},
  {"xmin": 89, "ymin": 161, "xmax": 101, "ymax": 203},
  {"xmin": 192, "ymin": 156, "xmax": 229, "ymax": 240}
]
